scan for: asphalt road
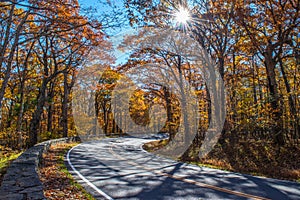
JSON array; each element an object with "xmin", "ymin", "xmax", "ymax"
[{"xmin": 66, "ymin": 136, "xmax": 300, "ymax": 200}]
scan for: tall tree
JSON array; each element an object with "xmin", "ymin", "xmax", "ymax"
[{"xmin": 233, "ymin": 0, "xmax": 299, "ymax": 144}]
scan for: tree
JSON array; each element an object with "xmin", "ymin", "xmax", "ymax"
[
  {"xmin": 95, "ymin": 68, "xmax": 120, "ymax": 135},
  {"xmin": 0, "ymin": 0, "xmax": 107, "ymax": 147},
  {"xmin": 120, "ymin": 0, "xmax": 300, "ymax": 152},
  {"xmin": 232, "ymin": 0, "xmax": 299, "ymax": 144},
  {"xmin": 0, "ymin": 1, "xmax": 33, "ymax": 111}
]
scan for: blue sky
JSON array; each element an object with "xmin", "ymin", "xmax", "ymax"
[
  {"xmin": 78, "ymin": 0, "xmax": 130, "ymax": 34},
  {"xmin": 78, "ymin": 0, "xmax": 96, "ymax": 7},
  {"xmin": 78, "ymin": 0, "xmax": 133, "ymax": 65}
]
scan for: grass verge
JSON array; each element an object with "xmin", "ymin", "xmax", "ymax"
[
  {"xmin": 0, "ymin": 151, "xmax": 23, "ymax": 184},
  {"xmin": 143, "ymin": 139, "xmax": 300, "ymax": 182},
  {"xmin": 142, "ymin": 139, "xmax": 168, "ymax": 152},
  {"xmin": 39, "ymin": 142, "xmax": 95, "ymax": 200}
]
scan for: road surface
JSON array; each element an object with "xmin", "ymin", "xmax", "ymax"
[{"xmin": 66, "ymin": 136, "xmax": 300, "ymax": 200}]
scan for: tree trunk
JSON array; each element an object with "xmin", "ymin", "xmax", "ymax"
[
  {"xmin": 0, "ymin": 9, "xmax": 30, "ymax": 111},
  {"xmin": 29, "ymin": 79, "xmax": 48, "ymax": 147},
  {"xmin": 163, "ymin": 86, "xmax": 173, "ymax": 140},
  {"xmin": 47, "ymin": 82, "xmax": 55, "ymax": 134},
  {"xmin": 62, "ymin": 72, "xmax": 69, "ymax": 137},
  {"xmin": 279, "ymin": 56, "xmax": 299, "ymax": 140},
  {"xmin": 16, "ymin": 40, "xmax": 35, "ymax": 147},
  {"xmin": 264, "ymin": 48, "xmax": 284, "ymax": 145},
  {"xmin": 16, "ymin": 81, "xmax": 25, "ymax": 147}
]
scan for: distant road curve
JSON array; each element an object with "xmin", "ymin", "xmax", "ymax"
[{"xmin": 66, "ymin": 136, "xmax": 300, "ymax": 200}]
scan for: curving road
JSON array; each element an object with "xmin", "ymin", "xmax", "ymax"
[{"xmin": 66, "ymin": 136, "xmax": 300, "ymax": 200}]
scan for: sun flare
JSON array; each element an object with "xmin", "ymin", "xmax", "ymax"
[{"xmin": 175, "ymin": 7, "xmax": 190, "ymax": 24}]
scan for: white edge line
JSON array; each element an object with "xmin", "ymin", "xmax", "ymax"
[{"xmin": 66, "ymin": 143, "xmax": 114, "ymax": 200}]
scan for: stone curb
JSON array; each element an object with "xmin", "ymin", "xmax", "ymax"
[{"xmin": 0, "ymin": 137, "xmax": 79, "ymax": 200}]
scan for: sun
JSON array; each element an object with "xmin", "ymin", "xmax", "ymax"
[{"xmin": 175, "ymin": 7, "xmax": 190, "ymax": 24}]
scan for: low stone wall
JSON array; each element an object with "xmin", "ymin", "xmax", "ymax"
[{"xmin": 0, "ymin": 137, "xmax": 79, "ymax": 200}]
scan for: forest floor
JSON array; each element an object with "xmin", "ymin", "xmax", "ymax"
[
  {"xmin": 0, "ymin": 149, "xmax": 22, "ymax": 185},
  {"xmin": 39, "ymin": 142, "xmax": 95, "ymax": 200},
  {"xmin": 143, "ymin": 138, "xmax": 300, "ymax": 182}
]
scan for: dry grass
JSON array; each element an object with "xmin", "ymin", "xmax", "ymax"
[
  {"xmin": 39, "ymin": 143, "xmax": 95, "ymax": 200},
  {"xmin": 200, "ymin": 139, "xmax": 300, "ymax": 181},
  {"xmin": 142, "ymin": 139, "xmax": 168, "ymax": 152},
  {"xmin": 144, "ymin": 139, "xmax": 300, "ymax": 182}
]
